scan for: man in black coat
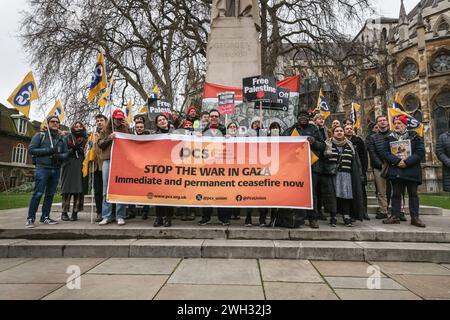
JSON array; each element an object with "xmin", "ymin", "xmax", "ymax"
[{"xmin": 283, "ymin": 111, "xmax": 325, "ymax": 229}]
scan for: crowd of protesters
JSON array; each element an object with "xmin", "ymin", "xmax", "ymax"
[{"xmin": 25, "ymin": 106, "xmax": 450, "ymax": 230}]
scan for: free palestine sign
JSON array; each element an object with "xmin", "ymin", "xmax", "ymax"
[{"xmin": 242, "ymin": 76, "xmax": 277, "ymax": 103}]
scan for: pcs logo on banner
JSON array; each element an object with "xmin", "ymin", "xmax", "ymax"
[{"xmin": 14, "ymin": 82, "xmax": 35, "ymax": 107}]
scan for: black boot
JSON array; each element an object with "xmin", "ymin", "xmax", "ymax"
[
  {"xmin": 399, "ymin": 212, "xmax": 407, "ymax": 222},
  {"xmin": 142, "ymin": 212, "xmax": 148, "ymax": 220},
  {"xmin": 61, "ymin": 212, "xmax": 70, "ymax": 221},
  {"xmin": 363, "ymin": 212, "xmax": 370, "ymax": 221},
  {"xmin": 164, "ymin": 217, "xmax": 172, "ymax": 227},
  {"xmin": 70, "ymin": 212, "xmax": 78, "ymax": 221},
  {"xmin": 95, "ymin": 214, "xmax": 102, "ymax": 223},
  {"xmin": 153, "ymin": 217, "xmax": 164, "ymax": 227}
]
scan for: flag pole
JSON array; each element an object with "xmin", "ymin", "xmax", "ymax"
[
  {"xmin": 33, "ymin": 73, "xmax": 54, "ymax": 148},
  {"xmin": 91, "ymin": 159, "xmax": 95, "ymax": 224},
  {"xmin": 259, "ymin": 100, "xmax": 263, "ymax": 131}
]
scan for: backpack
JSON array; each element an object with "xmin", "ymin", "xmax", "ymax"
[
  {"xmin": 272, "ymin": 209, "xmax": 306, "ymax": 228},
  {"xmin": 31, "ymin": 133, "xmax": 47, "ymax": 165}
]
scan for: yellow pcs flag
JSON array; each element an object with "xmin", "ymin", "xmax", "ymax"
[
  {"xmin": 139, "ymin": 103, "xmax": 148, "ymax": 114},
  {"xmin": 149, "ymin": 85, "xmax": 160, "ymax": 100},
  {"xmin": 7, "ymin": 71, "xmax": 39, "ymax": 118},
  {"xmin": 82, "ymin": 132, "xmax": 96, "ymax": 177},
  {"xmin": 98, "ymin": 75, "xmax": 115, "ymax": 109},
  {"xmin": 388, "ymin": 107, "xmax": 424, "ymax": 137},
  {"xmin": 317, "ymin": 88, "xmax": 331, "ymax": 119},
  {"xmin": 291, "ymin": 128, "xmax": 319, "ymax": 165},
  {"xmin": 126, "ymin": 99, "xmax": 133, "ymax": 123},
  {"xmin": 41, "ymin": 100, "xmax": 65, "ymax": 128},
  {"xmin": 351, "ymin": 103, "xmax": 361, "ymax": 129},
  {"xmin": 393, "ymin": 94, "xmax": 403, "ymax": 110},
  {"xmin": 87, "ymin": 53, "xmax": 107, "ymax": 103}
]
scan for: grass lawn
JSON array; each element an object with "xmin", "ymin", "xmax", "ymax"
[
  {"xmin": 419, "ymin": 193, "xmax": 450, "ymax": 210},
  {"xmin": 0, "ymin": 193, "xmax": 62, "ymax": 210}
]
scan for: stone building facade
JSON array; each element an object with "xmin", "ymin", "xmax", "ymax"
[
  {"xmin": 0, "ymin": 103, "xmax": 39, "ymax": 191},
  {"xmin": 278, "ymin": 0, "xmax": 450, "ymax": 192}
]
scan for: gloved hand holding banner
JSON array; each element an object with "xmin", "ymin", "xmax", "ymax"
[{"xmin": 107, "ymin": 133, "xmax": 313, "ymax": 209}]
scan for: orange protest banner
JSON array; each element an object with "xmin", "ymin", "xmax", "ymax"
[{"xmin": 108, "ymin": 133, "xmax": 313, "ymax": 209}]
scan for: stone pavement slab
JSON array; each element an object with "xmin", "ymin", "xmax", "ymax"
[
  {"xmin": 43, "ymin": 274, "xmax": 167, "ymax": 300},
  {"xmin": 443, "ymin": 264, "xmax": 450, "ymax": 270},
  {"xmin": 88, "ymin": 258, "xmax": 180, "ymax": 275},
  {"xmin": 0, "ymin": 258, "xmax": 32, "ymax": 272},
  {"xmin": 0, "ymin": 284, "xmax": 63, "ymax": 300},
  {"xmin": 325, "ymin": 277, "xmax": 405, "ymax": 290},
  {"xmin": 311, "ymin": 261, "xmax": 387, "ymax": 277},
  {"xmin": 263, "ymin": 282, "xmax": 338, "ymax": 300},
  {"xmin": 168, "ymin": 259, "xmax": 261, "ymax": 285},
  {"xmin": 259, "ymin": 260, "xmax": 323, "ymax": 283},
  {"xmin": 370, "ymin": 261, "xmax": 450, "ymax": 275},
  {"xmin": 0, "ymin": 258, "xmax": 105, "ymax": 284},
  {"xmin": 155, "ymin": 284, "xmax": 265, "ymax": 300},
  {"xmin": 388, "ymin": 274, "xmax": 450, "ymax": 299},
  {"xmin": 335, "ymin": 289, "xmax": 421, "ymax": 300}
]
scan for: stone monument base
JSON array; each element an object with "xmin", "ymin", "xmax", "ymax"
[{"xmin": 206, "ymin": 17, "xmax": 261, "ymax": 87}]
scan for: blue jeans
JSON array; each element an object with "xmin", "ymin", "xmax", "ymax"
[
  {"xmin": 102, "ymin": 160, "xmax": 126, "ymax": 220},
  {"xmin": 27, "ymin": 167, "xmax": 61, "ymax": 222}
]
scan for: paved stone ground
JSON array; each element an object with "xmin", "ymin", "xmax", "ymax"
[{"xmin": 0, "ymin": 258, "xmax": 449, "ymax": 300}]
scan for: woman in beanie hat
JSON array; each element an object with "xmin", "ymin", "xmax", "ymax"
[{"xmin": 382, "ymin": 116, "xmax": 426, "ymax": 227}]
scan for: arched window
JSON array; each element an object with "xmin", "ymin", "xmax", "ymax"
[
  {"xmin": 434, "ymin": 15, "xmax": 450, "ymax": 36},
  {"xmin": 403, "ymin": 95, "xmax": 421, "ymax": 112},
  {"xmin": 11, "ymin": 144, "xmax": 27, "ymax": 164},
  {"xmin": 433, "ymin": 91, "xmax": 450, "ymax": 140},
  {"xmin": 365, "ymin": 78, "xmax": 377, "ymax": 98},
  {"xmin": 438, "ymin": 21, "xmax": 449, "ymax": 32},
  {"xmin": 382, "ymin": 28, "xmax": 387, "ymax": 40}
]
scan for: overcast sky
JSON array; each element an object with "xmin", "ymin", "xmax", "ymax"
[{"xmin": 0, "ymin": 0, "xmax": 418, "ymax": 121}]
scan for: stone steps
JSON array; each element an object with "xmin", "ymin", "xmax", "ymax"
[
  {"xmin": 2, "ymin": 223, "xmax": 450, "ymax": 243},
  {"xmin": 1, "ymin": 239, "xmax": 449, "ymax": 263},
  {"xmin": 49, "ymin": 202, "xmax": 444, "ymax": 216},
  {"xmin": 367, "ymin": 205, "xmax": 443, "ymax": 216}
]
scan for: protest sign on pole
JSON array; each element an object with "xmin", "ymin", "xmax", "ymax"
[{"xmin": 218, "ymin": 92, "xmax": 235, "ymax": 115}]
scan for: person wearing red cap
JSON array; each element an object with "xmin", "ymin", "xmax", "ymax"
[
  {"xmin": 97, "ymin": 109, "xmax": 131, "ymax": 226},
  {"xmin": 382, "ymin": 116, "xmax": 426, "ymax": 228},
  {"xmin": 186, "ymin": 106, "xmax": 198, "ymax": 121}
]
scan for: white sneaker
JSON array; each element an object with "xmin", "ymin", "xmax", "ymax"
[
  {"xmin": 99, "ymin": 218, "xmax": 110, "ymax": 226},
  {"xmin": 117, "ymin": 218, "xmax": 125, "ymax": 226},
  {"xmin": 25, "ymin": 219, "xmax": 35, "ymax": 229}
]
